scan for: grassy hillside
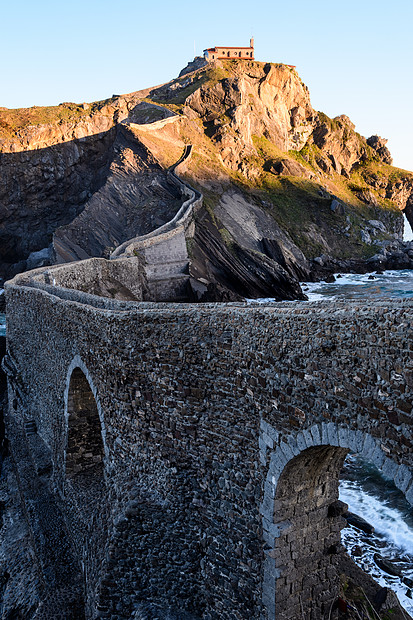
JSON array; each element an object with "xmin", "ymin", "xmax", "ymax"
[
  {"xmin": 138, "ymin": 60, "xmax": 412, "ymax": 260},
  {"xmin": 2, "ymin": 59, "xmax": 412, "ymax": 266}
]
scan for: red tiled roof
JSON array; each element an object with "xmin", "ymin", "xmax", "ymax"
[
  {"xmin": 204, "ymin": 46, "xmax": 253, "ymax": 52},
  {"xmin": 215, "ymin": 46, "xmax": 253, "ymax": 49}
]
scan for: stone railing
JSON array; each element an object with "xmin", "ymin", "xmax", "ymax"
[
  {"xmin": 3, "ymin": 267, "xmax": 413, "ymax": 619},
  {"xmin": 110, "ymin": 144, "xmax": 202, "ymax": 258},
  {"xmin": 10, "ymin": 256, "xmax": 147, "ymax": 309},
  {"xmin": 125, "ymin": 113, "xmax": 183, "ymax": 132}
]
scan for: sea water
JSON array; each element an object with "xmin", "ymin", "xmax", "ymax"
[
  {"xmin": 340, "ymin": 456, "xmax": 413, "ymax": 615},
  {"xmin": 247, "ymin": 268, "xmax": 413, "ymax": 303},
  {"xmin": 302, "ymin": 269, "xmax": 413, "ymax": 301},
  {"xmin": 1, "ymin": 264, "xmax": 412, "ymax": 612},
  {"xmin": 248, "ymin": 268, "xmax": 413, "ymax": 615},
  {"xmin": 303, "ymin": 272, "xmax": 413, "ymax": 613}
]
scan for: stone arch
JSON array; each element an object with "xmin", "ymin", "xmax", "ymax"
[
  {"xmin": 260, "ymin": 420, "xmax": 413, "ymax": 620},
  {"xmin": 62, "ymin": 356, "xmax": 110, "ymax": 617},
  {"xmin": 64, "ymin": 355, "xmax": 108, "ymax": 480}
]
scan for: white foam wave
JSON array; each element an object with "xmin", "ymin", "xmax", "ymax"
[
  {"xmin": 340, "ymin": 480, "xmax": 413, "ymax": 615},
  {"xmin": 340, "ymin": 481, "xmax": 413, "ymax": 553},
  {"xmin": 245, "ymin": 297, "xmax": 277, "ymax": 304},
  {"xmin": 304, "ymin": 291, "xmax": 336, "ymax": 302}
]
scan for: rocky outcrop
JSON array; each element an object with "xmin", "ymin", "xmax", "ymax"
[
  {"xmin": 0, "ymin": 94, "xmax": 148, "ymax": 279},
  {"xmin": 181, "ymin": 62, "xmax": 315, "ymax": 170},
  {"xmin": 0, "ymin": 95, "xmax": 141, "ymax": 153},
  {"xmin": 53, "ymin": 125, "xmax": 182, "ymax": 263},
  {"xmin": 178, "ymin": 56, "xmax": 208, "ymax": 78},
  {"xmin": 405, "ymin": 194, "xmax": 413, "ymax": 231},
  {"xmin": 312, "ymin": 114, "xmax": 368, "ymax": 176},
  {"xmin": 0, "ymin": 129, "xmax": 115, "ymax": 278},
  {"xmin": 367, "ymin": 135, "xmax": 393, "ymax": 165},
  {"xmin": 110, "ymin": 145, "xmax": 204, "ymax": 302},
  {"xmin": 309, "ymin": 239, "xmax": 413, "ymax": 281},
  {"xmin": 1, "ymin": 58, "xmax": 413, "ymax": 299},
  {"xmin": 190, "ymin": 207, "xmax": 307, "ymax": 301},
  {"xmin": 266, "ymin": 158, "xmax": 312, "ymax": 178}
]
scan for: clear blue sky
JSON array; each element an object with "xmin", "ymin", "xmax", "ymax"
[{"xmin": 1, "ymin": 0, "xmax": 412, "ymax": 171}]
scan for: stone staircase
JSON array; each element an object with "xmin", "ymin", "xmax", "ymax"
[{"xmin": 111, "ymin": 144, "xmax": 202, "ymax": 302}]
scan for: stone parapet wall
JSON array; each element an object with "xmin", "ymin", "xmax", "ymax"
[
  {"xmin": 16, "ymin": 255, "xmax": 146, "ymax": 303},
  {"xmin": 126, "ymin": 115, "xmax": 183, "ymax": 132},
  {"xmin": 109, "ymin": 144, "xmax": 202, "ymax": 301},
  {"xmin": 111, "ymin": 145, "xmax": 201, "ymax": 258},
  {"xmin": 3, "ymin": 277, "xmax": 413, "ymax": 619}
]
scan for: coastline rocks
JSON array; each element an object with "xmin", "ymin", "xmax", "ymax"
[
  {"xmin": 328, "ymin": 500, "xmax": 348, "ymax": 517},
  {"xmin": 373, "ymin": 554, "xmax": 402, "ymax": 577},
  {"xmin": 344, "ymin": 511, "xmax": 375, "ymax": 534},
  {"xmin": 1, "ymin": 59, "xmax": 412, "ymax": 301},
  {"xmin": 26, "ymin": 247, "xmax": 52, "ymax": 271},
  {"xmin": 310, "ymin": 239, "xmax": 413, "ymax": 281}
]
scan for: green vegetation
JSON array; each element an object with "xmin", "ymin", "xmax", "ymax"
[
  {"xmin": 153, "ymin": 74, "xmax": 208, "ymax": 107},
  {"xmin": 317, "ymin": 111, "xmax": 341, "ymax": 132},
  {"xmin": 4, "ymin": 55, "xmax": 406, "ymax": 268},
  {"xmin": 219, "ymin": 226, "xmax": 234, "ymax": 250},
  {"xmin": 254, "ymin": 176, "xmax": 334, "ymax": 256},
  {"xmin": 0, "ymin": 97, "xmax": 118, "ymax": 140},
  {"xmin": 185, "ymin": 238, "xmax": 195, "ymax": 259},
  {"xmin": 149, "ymin": 64, "xmax": 231, "ymax": 110},
  {"xmin": 153, "ymin": 61, "xmax": 408, "ymax": 263},
  {"xmin": 242, "ymin": 170, "xmax": 393, "ymax": 259},
  {"xmin": 288, "ymin": 145, "xmax": 321, "ymax": 175},
  {"xmin": 355, "ymin": 157, "xmax": 413, "ymax": 186},
  {"xmin": 202, "ymin": 194, "xmax": 219, "ymax": 226},
  {"xmin": 252, "ymin": 135, "xmax": 285, "ymax": 162},
  {"xmin": 209, "ymin": 126, "xmax": 402, "ymax": 261}
]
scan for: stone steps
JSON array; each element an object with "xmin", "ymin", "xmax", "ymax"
[
  {"xmin": 145, "ymin": 259, "xmax": 189, "ymax": 281},
  {"xmin": 147, "ymin": 274, "xmax": 190, "ymax": 302}
]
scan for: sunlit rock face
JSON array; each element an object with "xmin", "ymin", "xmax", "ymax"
[
  {"xmin": 184, "ymin": 62, "xmax": 315, "ymax": 169},
  {"xmin": 1, "ymin": 59, "xmax": 413, "ymax": 298}
]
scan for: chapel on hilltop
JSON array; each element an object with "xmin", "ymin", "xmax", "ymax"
[{"xmin": 203, "ymin": 38, "xmax": 254, "ymax": 61}]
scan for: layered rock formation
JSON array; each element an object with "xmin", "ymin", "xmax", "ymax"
[
  {"xmin": 1, "ymin": 59, "xmax": 413, "ymax": 299},
  {"xmin": 181, "ymin": 63, "xmax": 315, "ymax": 171},
  {"xmin": 0, "ymin": 95, "xmax": 140, "ymax": 279},
  {"xmin": 53, "ymin": 125, "xmax": 182, "ymax": 263}
]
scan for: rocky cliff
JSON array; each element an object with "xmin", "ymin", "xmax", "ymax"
[{"xmin": 1, "ymin": 59, "xmax": 413, "ymax": 299}]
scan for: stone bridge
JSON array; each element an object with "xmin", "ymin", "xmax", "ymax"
[{"xmin": 3, "ymin": 258, "xmax": 413, "ymax": 619}]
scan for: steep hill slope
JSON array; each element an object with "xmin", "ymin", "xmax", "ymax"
[{"xmin": 1, "ymin": 59, "xmax": 413, "ymax": 299}]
